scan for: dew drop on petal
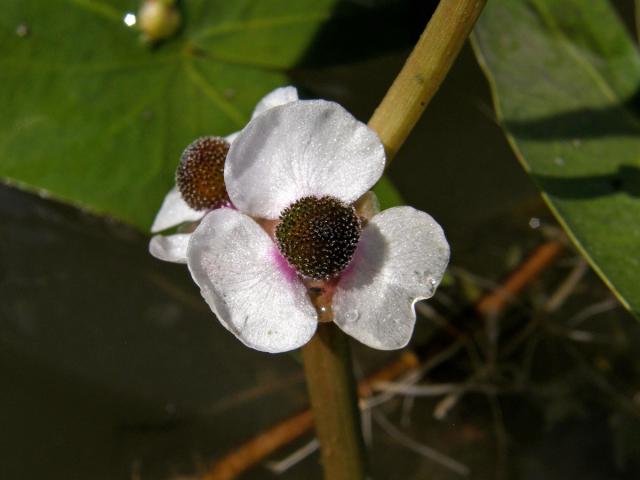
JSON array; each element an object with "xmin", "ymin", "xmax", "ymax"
[
  {"xmin": 425, "ymin": 277, "xmax": 438, "ymax": 296},
  {"xmin": 343, "ymin": 309, "xmax": 361, "ymax": 324}
]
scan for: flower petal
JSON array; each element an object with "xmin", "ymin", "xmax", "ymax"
[
  {"xmin": 149, "ymin": 233, "xmax": 190, "ymax": 264},
  {"xmin": 224, "ymin": 131, "xmax": 240, "ymax": 144},
  {"xmin": 223, "ymin": 87, "xmax": 299, "ymax": 145},
  {"xmin": 333, "ymin": 207, "xmax": 450, "ymax": 350},
  {"xmin": 251, "ymin": 86, "xmax": 299, "ymax": 119},
  {"xmin": 187, "ymin": 208, "xmax": 318, "ymax": 353},
  {"xmin": 225, "ymin": 100, "xmax": 386, "ymax": 219},
  {"xmin": 151, "ymin": 187, "xmax": 205, "ymax": 233}
]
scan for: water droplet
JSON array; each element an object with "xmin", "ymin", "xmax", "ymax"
[
  {"xmin": 343, "ymin": 309, "xmax": 360, "ymax": 324},
  {"xmin": 529, "ymin": 217, "xmax": 541, "ymax": 229},
  {"xmin": 554, "ymin": 156, "xmax": 565, "ymax": 166},
  {"xmin": 16, "ymin": 23, "xmax": 29, "ymax": 38},
  {"xmin": 123, "ymin": 12, "xmax": 137, "ymax": 27},
  {"xmin": 425, "ymin": 277, "xmax": 438, "ymax": 295}
]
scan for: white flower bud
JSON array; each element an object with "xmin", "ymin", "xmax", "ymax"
[{"xmin": 138, "ymin": 0, "xmax": 181, "ymax": 43}]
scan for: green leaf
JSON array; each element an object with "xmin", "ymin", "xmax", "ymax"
[
  {"xmin": 472, "ymin": 0, "xmax": 640, "ymax": 317},
  {"xmin": 0, "ymin": 0, "xmax": 342, "ymax": 229}
]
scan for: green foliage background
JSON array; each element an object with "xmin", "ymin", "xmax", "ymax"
[
  {"xmin": 2, "ymin": 0, "xmax": 341, "ymax": 228},
  {"xmin": 3, "ymin": 0, "xmax": 640, "ymax": 316},
  {"xmin": 473, "ymin": 0, "xmax": 640, "ymax": 317}
]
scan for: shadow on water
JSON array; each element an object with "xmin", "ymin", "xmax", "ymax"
[
  {"xmin": 0, "ymin": 186, "xmax": 309, "ymax": 479},
  {"xmin": 534, "ymin": 165, "xmax": 640, "ymax": 200},
  {"xmin": 504, "ymin": 88, "xmax": 640, "ymax": 140},
  {"xmin": 295, "ymin": 0, "xmax": 438, "ymax": 67}
]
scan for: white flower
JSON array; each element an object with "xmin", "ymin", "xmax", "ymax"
[
  {"xmin": 148, "ymin": 86, "xmax": 299, "ymax": 263},
  {"xmin": 186, "ymin": 100, "xmax": 450, "ymax": 353}
]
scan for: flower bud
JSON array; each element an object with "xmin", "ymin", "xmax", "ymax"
[
  {"xmin": 138, "ymin": 0, "xmax": 181, "ymax": 43},
  {"xmin": 176, "ymin": 137, "xmax": 230, "ymax": 211}
]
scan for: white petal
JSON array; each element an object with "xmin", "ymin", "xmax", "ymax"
[
  {"xmin": 225, "ymin": 100, "xmax": 386, "ymax": 219},
  {"xmin": 225, "ymin": 131, "xmax": 240, "ymax": 144},
  {"xmin": 187, "ymin": 208, "xmax": 318, "ymax": 353},
  {"xmin": 333, "ymin": 207, "xmax": 450, "ymax": 350},
  {"xmin": 222, "ymin": 88, "xmax": 298, "ymax": 146},
  {"xmin": 149, "ymin": 233, "xmax": 190, "ymax": 264},
  {"xmin": 251, "ymin": 86, "xmax": 299, "ymax": 119},
  {"xmin": 151, "ymin": 187, "xmax": 205, "ymax": 233}
]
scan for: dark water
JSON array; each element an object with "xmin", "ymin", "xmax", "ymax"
[{"xmin": 2, "ymin": 2, "xmax": 640, "ymax": 479}]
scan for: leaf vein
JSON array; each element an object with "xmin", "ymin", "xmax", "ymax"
[
  {"xmin": 193, "ymin": 12, "xmax": 331, "ymax": 40},
  {"xmin": 67, "ymin": 0, "xmax": 122, "ymax": 23},
  {"xmin": 184, "ymin": 62, "xmax": 245, "ymax": 127}
]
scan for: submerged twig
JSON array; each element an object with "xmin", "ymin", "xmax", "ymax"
[
  {"xmin": 475, "ymin": 240, "xmax": 565, "ymax": 318},
  {"xmin": 203, "ymin": 353, "xmax": 419, "ymax": 480},
  {"xmin": 200, "ymin": 239, "xmax": 564, "ymax": 479},
  {"xmin": 264, "ymin": 439, "xmax": 320, "ymax": 475},
  {"xmin": 373, "ymin": 411, "xmax": 470, "ymax": 476},
  {"xmin": 543, "ymin": 258, "xmax": 588, "ymax": 313},
  {"xmin": 202, "ymin": 410, "xmax": 314, "ymax": 480},
  {"xmin": 567, "ymin": 297, "xmax": 619, "ymax": 327}
]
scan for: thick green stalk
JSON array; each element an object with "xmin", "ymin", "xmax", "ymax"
[
  {"xmin": 301, "ymin": 323, "xmax": 366, "ymax": 479},
  {"xmin": 368, "ymin": 0, "xmax": 487, "ymax": 164},
  {"xmin": 302, "ymin": 2, "xmax": 488, "ymax": 479}
]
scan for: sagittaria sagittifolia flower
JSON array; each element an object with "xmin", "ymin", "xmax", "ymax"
[{"xmin": 185, "ymin": 100, "xmax": 450, "ymax": 353}]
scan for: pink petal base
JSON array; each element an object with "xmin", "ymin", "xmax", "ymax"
[{"xmin": 271, "ymin": 246, "xmax": 300, "ymax": 285}]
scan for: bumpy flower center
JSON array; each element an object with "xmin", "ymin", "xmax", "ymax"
[
  {"xmin": 275, "ymin": 196, "xmax": 361, "ymax": 280},
  {"xmin": 176, "ymin": 136, "xmax": 230, "ymax": 210}
]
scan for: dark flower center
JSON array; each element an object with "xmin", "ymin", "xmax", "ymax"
[
  {"xmin": 275, "ymin": 196, "xmax": 361, "ymax": 280},
  {"xmin": 176, "ymin": 136, "xmax": 230, "ymax": 210}
]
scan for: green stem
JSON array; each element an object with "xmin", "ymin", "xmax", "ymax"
[
  {"xmin": 302, "ymin": 2, "xmax": 488, "ymax": 479},
  {"xmin": 301, "ymin": 323, "xmax": 366, "ymax": 480},
  {"xmin": 368, "ymin": 0, "xmax": 487, "ymax": 164}
]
